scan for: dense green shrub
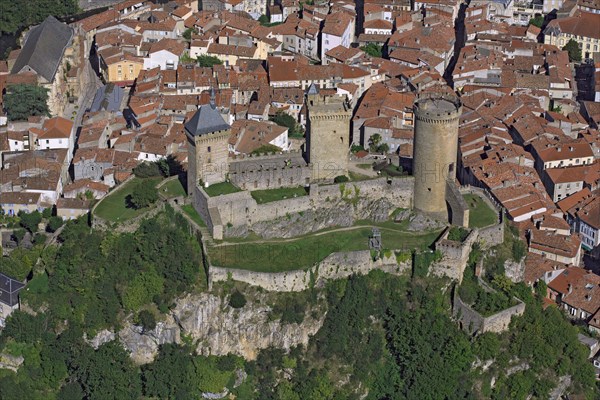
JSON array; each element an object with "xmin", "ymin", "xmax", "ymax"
[{"xmin": 229, "ymin": 290, "xmax": 247, "ymax": 309}]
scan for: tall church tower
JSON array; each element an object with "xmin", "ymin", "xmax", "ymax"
[
  {"xmin": 306, "ymin": 85, "xmax": 352, "ymax": 181},
  {"xmin": 185, "ymin": 91, "xmax": 231, "ymax": 193},
  {"xmin": 412, "ymin": 94, "xmax": 462, "ymax": 221}
]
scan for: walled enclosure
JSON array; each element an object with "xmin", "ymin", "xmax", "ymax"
[
  {"xmin": 453, "ymin": 285, "xmax": 526, "ymax": 335},
  {"xmin": 228, "ymin": 151, "xmax": 312, "ymax": 191},
  {"xmin": 192, "ymin": 177, "xmax": 414, "ymax": 240},
  {"xmin": 412, "ymin": 95, "xmax": 462, "ymax": 221}
]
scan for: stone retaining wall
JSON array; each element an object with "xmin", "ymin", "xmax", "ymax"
[{"xmin": 210, "ymin": 250, "xmax": 411, "ymax": 292}]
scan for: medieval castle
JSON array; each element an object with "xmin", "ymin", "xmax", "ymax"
[{"xmin": 186, "ymin": 89, "xmax": 470, "ymax": 238}]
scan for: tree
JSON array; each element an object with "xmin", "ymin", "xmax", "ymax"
[
  {"xmin": 229, "ymin": 290, "xmax": 247, "ymax": 308},
  {"xmin": 12, "ymin": 228, "xmax": 26, "ymax": 244},
  {"xmin": 368, "ymin": 133, "xmax": 382, "ymax": 152},
  {"xmin": 42, "ymin": 207, "xmax": 53, "ymax": 219},
  {"xmin": 143, "ymin": 344, "xmax": 202, "ymax": 399},
  {"xmin": 129, "ymin": 180, "xmax": 158, "ymax": 209},
  {"xmin": 270, "ymin": 111, "xmax": 303, "ymax": 138},
  {"xmin": 360, "ymin": 43, "xmax": 383, "ymax": 58},
  {"xmin": 137, "ymin": 310, "xmax": 157, "ymax": 332},
  {"xmin": 74, "ymin": 341, "xmax": 142, "ymax": 400},
  {"xmin": 3, "ymin": 84, "xmax": 50, "ymax": 121},
  {"xmin": 529, "ymin": 15, "xmax": 544, "ymax": 28},
  {"xmin": 133, "ymin": 161, "xmax": 163, "ymax": 177},
  {"xmin": 378, "ymin": 143, "xmax": 390, "ymax": 154},
  {"xmin": 333, "ymin": 175, "xmax": 349, "ymax": 183},
  {"xmin": 251, "ymin": 144, "xmax": 281, "ymax": 155},
  {"xmin": 122, "ymin": 269, "xmax": 164, "ymax": 310},
  {"xmin": 512, "ymin": 239, "xmax": 527, "ymax": 261},
  {"xmin": 182, "ymin": 27, "xmax": 197, "ymax": 41},
  {"xmin": 18, "ymin": 210, "xmax": 42, "ymax": 233},
  {"xmin": 563, "ymin": 39, "xmax": 582, "ymax": 62},
  {"xmin": 0, "ymin": 0, "xmax": 79, "ymax": 34},
  {"xmin": 197, "ymin": 55, "xmax": 223, "ymax": 67},
  {"xmin": 46, "ymin": 216, "xmax": 64, "ymax": 233},
  {"xmin": 259, "ymin": 14, "xmax": 269, "ymax": 25}
]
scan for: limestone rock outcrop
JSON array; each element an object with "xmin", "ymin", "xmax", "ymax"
[
  {"xmin": 119, "ymin": 315, "xmax": 181, "ymax": 364},
  {"xmin": 247, "ymin": 197, "xmax": 394, "ymax": 239},
  {"xmin": 85, "ymin": 329, "xmax": 116, "ymax": 350},
  {"xmin": 117, "ymin": 292, "xmax": 324, "ymax": 364},
  {"xmin": 171, "ymin": 293, "xmax": 324, "ymax": 360}
]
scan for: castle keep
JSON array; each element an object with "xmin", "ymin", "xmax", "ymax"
[
  {"xmin": 306, "ymin": 86, "xmax": 352, "ymax": 181},
  {"xmin": 185, "ymin": 93, "xmax": 231, "ymax": 191},
  {"xmin": 412, "ymin": 94, "xmax": 463, "ymax": 222}
]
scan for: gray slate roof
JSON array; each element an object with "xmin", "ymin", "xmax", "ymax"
[
  {"xmin": 0, "ymin": 273, "xmax": 25, "ymax": 307},
  {"xmin": 185, "ymin": 103, "xmax": 231, "ymax": 137},
  {"xmin": 11, "ymin": 16, "xmax": 74, "ymax": 83},
  {"xmin": 90, "ymin": 83, "xmax": 124, "ymax": 112},
  {"xmin": 306, "ymin": 83, "xmax": 320, "ymax": 96}
]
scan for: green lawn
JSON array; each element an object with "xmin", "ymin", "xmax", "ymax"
[
  {"xmin": 251, "ymin": 186, "xmax": 308, "ymax": 204},
  {"xmin": 181, "ymin": 204, "xmax": 207, "ymax": 227},
  {"xmin": 357, "ymin": 163, "xmax": 373, "ymax": 170},
  {"xmin": 463, "ymin": 194, "xmax": 498, "ymax": 228},
  {"xmin": 158, "ymin": 178, "xmax": 186, "ymax": 198},
  {"xmin": 348, "ymin": 171, "xmax": 371, "ymax": 181},
  {"xmin": 94, "ymin": 177, "xmax": 160, "ymax": 222},
  {"xmin": 381, "ymin": 164, "xmax": 406, "ymax": 177},
  {"xmin": 203, "ymin": 181, "xmax": 241, "ymax": 197},
  {"xmin": 208, "ymin": 225, "xmax": 441, "ymax": 272}
]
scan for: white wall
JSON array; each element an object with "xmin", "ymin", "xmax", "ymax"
[
  {"xmin": 143, "ymin": 50, "xmax": 179, "ymax": 70},
  {"xmin": 321, "ymin": 25, "xmax": 353, "ymax": 61}
]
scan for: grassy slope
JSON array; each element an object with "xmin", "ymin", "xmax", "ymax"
[
  {"xmin": 93, "ymin": 177, "xmax": 161, "ymax": 222},
  {"xmin": 158, "ymin": 178, "xmax": 186, "ymax": 198},
  {"xmin": 464, "ymin": 194, "xmax": 498, "ymax": 228},
  {"xmin": 208, "ymin": 224, "xmax": 441, "ymax": 272},
  {"xmin": 181, "ymin": 204, "xmax": 207, "ymax": 227}
]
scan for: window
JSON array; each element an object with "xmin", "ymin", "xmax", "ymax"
[
  {"xmin": 207, "ymin": 146, "xmax": 211, "ymax": 152},
  {"xmin": 46, "ymin": 139, "xmax": 49, "ymax": 144}
]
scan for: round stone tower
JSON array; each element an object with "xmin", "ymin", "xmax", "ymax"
[{"xmin": 412, "ymin": 94, "xmax": 462, "ymax": 221}]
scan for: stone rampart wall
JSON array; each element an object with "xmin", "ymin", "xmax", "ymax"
[
  {"xmin": 477, "ymin": 214, "xmax": 505, "ymax": 249},
  {"xmin": 453, "ymin": 289, "xmax": 526, "ymax": 335},
  {"xmin": 195, "ymin": 177, "xmax": 415, "ymax": 238}
]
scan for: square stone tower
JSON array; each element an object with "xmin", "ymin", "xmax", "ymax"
[
  {"xmin": 185, "ymin": 94, "xmax": 231, "ymax": 192},
  {"xmin": 306, "ymin": 85, "xmax": 352, "ymax": 181}
]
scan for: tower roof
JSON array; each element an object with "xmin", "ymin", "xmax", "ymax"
[
  {"xmin": 185, "ymin": 102, "xmax": 231, "ymax": 137},
  {"xmin": 306, "ymin": 83, "xmax": 319, "ymax": 96}
]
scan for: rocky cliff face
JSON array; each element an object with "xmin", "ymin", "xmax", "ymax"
[
  {"xmin": 119, "ymin": 315, "xmax": 181, "ymax": 364},
  {"xmin": 118, "ymin": 292, "xmax": 325, "ymax": 364},
  {"xmin": 245, "ymin": 198, "xmax": 394, "ymax": 239},
  {"xmin": 172, "ymin": 293, "xmax": 324, "ymax": 360}
]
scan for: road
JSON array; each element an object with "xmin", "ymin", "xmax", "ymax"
[{"xmin": 74, "ymin": 60, "xmax": 103, "ymax": 128}]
